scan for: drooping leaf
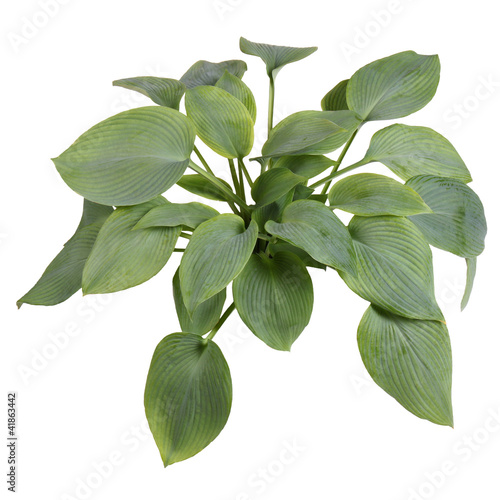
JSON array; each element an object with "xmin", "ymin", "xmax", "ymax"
[
  {"xmin": 321, "ymin": 79, "xmax": 349, "ymax": 111},
  {"xmin": 328, "ymin": 173, "xmax": 432, "ymax": 216},
  {"xmin": 268, "ymin": 241, "xmax": 326, "ymax": 270},
  {"xmin": 273, "ymin": 154, "xmax": 336, "ymax": 179},
  {"xmin": 215, "ymin": 70, "xmax": 257, "ymax": 122},
  {"xmin": 185, "ymin": 86, "xmax": 254, "ymax": 159},
  {"xmin": 179, "ymin": 215, "xmax": 258, "ymax": 315},
  {"xmin": 112, "ymin": 77, "xmax": 186, "ymax": 109},
  {"xmin": 358, "ymin": 305, "xmax": 453, "ymax": 427},
  {"xmin": 406, "ymin": 176, "xmax": 486, "ymax": 258},
  {"xmin": 265, "ymin": 199, "xmax": 357, "ymax": 275},
  {"xmin": 134, "ymin": 202, "xmax": 219, "ymax": 230},
  {"xmin": 17, "ymin": 200, "xmax": 113, "ymax": 307},
  {"xmin": 53, "ymin": 107, "xmax": 195, "ymax": 206},
  {"xmin": 233, "ymin": 252, "xmax": 314, "ymax": 351},
  {"xmin": 145, "ymin": 333, "xmax": 232, "ymax": 467},
  {"xmin": 239, "ymin": 37, "xmax": 317, "ymax": 78},
  {"xmin": 177, "ymin": 174, "xmax": 233, "ymax": 201},
  {"xmin": 180, "ymin": 59, "xmax": 247, "ymax": 89},
  {"xmin": 357, "ymin": 124, "xmax": 472, "ymax": 182},
  {"xmin": 82, "ymin": 198, "xmax": 180, "ymax": 294},
  {"xmin": 461, "ymin": 258, "xmax": 477, "ymax": 311},
  {"xmin": 172, "ymin": 269, "xmax": 225, "ymax": 335},
  {"xmin": 346, "ymin": 51, "xmax": 440, "ymax": 121},
  {"xmin": 251, "ymin": 168, "xmax": 306, "ymax": 207},
  {"xmin": 339, "ymin": 216, "xmax": 443, "ymax": 321}
]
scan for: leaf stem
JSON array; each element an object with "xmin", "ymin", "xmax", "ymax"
[
  {"xmin": 267, "ymin": 76, "xmax": 275, "ymax": 136},
  {"xmin": 179, "ymin": 232, "xmax": 192, "ymax": 240},
  {"xmin": 258, "ymin": 233, "xmax": 272, "ymax": 241},
  {"xmin": 228, "ymin": 159, "xmax": 240, "ymax": 195},
  {"xmin": 173, "ymin": 248, "xmax": 185, "ymax": 252},
  {"xmin": 310, "ymin": 160, "xmax": 367, "ymax": 190},
  {"xmin": 204, "ymin": 302, "xmax": 236, "ymax": 342},
  {"xmin": 193, "ymin": 145, "xmax": 214, "ymax": 175},
  {"xmin": 238, "ymin": 158, "xmax": 254, "ymax": 187}
]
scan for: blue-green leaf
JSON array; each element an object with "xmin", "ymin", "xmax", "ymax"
[
  {"xmin": 321, "ymin": 79, "xmax": 349, "ymax": 111},
  {"xmin": 215, "ymin": 70, "xmax": 257, "ymax": 122},
  {"xmin": 461, "ymin": 258, "xmax": 477, "ymax": 311},
  {"xmin": 177, "ymin": 174, "xmax": 233, "ymax": 201},
  {"xmin": 273, "ymin": 155, "xmax": 336, "ymax": 179},
  {"xmin": 251, "ymin": 168, "xmax": 306, "ymax": 207},
  {"xmin": 180, "ymin": 59, "xmax": 247, "ymax": 89}
]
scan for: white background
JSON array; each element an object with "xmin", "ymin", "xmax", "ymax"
[{"xmin": 2, "ymin": 1, "xmax": 499, "ymax": 499}]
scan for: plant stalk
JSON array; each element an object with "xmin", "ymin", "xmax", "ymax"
[{"xmin": 204, "ymin": 303, "xmax": 236, "ymax": 342}]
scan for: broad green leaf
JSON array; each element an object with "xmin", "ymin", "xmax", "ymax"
[
  {"xmin": 251, "ymin": 189, "xmax": 294, "ymax": 233},
  {"xmin": 268, "ymin": 241, "xmax": 326, "ymax": 270},
  {"xmin": 17, "ymin": 200, "xmax": 113, "ymax": 307},
  {"xmin": 251, "ymin": 168, "xmax": 306, "ymax": 207},
  {"xmin": 321, "ymin": 79, "xmax": 349, "ymax": 111},
  {"xmin": 406, "ymin": 176, "xmax": 486, "ymax": 258},
  {"xmin": 177, "ymin": 174, "xmax": 233, "ymax": 201},
  {"xmin": 215, "ymin": 70, "xmax": 256, "ymax": 122},
  {"xmin": 180, "ymin": 59, "xmax": 247, "ymax": 89},
  {"xmin": 112, "ymin": 77, "xmax": 186, "ymax": 109},
  {"xmin": 273, "ymin": 155, "xmax": 336, "ymax": 179},
  {"xmin": 328, "ymin": 173, "xmax": 432, "ymax": 216},
  {"xmin": 339, "ymin": 216, "xmax": 443, "ymax": 321},
  {"xmin": 358, "ymin": 305, "xmax": 453, "ymax": 427},
  {"xmin": 461, "ymin": 258, "xmax": 477, "ymax": 311},
  {"xmin": 134, "ymin": 202, "xmax": 219, "ymax": 230},
  {"xmin": 179, "ymin": 215, "xmax": 258, "ymax": 315},
  {"xmin": 82, "ymin": 198, "xmax": 180, "ymax": 294},
  {"xmin": 265, "ymin": 200, "xmax": 356, "ymax": 275},
  {"xmin": 145, "ymin": 333, "xmax": 232, "ymax": 467},
  {"xmin": 53, "ymin": 107, "xmax": 195, "ymax": 206},
  {"xmin": 358, "ymin": 124, "xmax": 472, "ymax": 182},
  {"xmin": 239, "ymin": 37, "xmax": 317, "ymax": 78},
  {"xmin": 233, "ymin": 252, "xmax": 314, "ymax": 351},
  {"xmin": 172, "ymin": 269, "xmax": 226, "ymax": 335},
  {"xmin": 185, "ymin": 86, "xmax": 254, "ymax": 159},
  {"xmin": 346, "ymin": 51, "xmax": 440, "ymax": 121},
  {"xmin": 293, "ymin": 184, "xmax": 315, "ymax": 201}
]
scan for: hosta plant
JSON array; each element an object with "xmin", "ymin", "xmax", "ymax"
[{"xmin": 19, "ymin": 37, "xmax": 487, "ymax": 467}]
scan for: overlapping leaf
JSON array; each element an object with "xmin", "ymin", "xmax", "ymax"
[
  {"xmin": 273, "ymin": 154, "xmax": 336, "ymax": 179},
  {"xmin": 321, "ymin": 79, "xmax": 349, "ymax": 111},
  {"xmin": 180, "ymin": 59, "xmax": 247, "ymax": 89},
  {"xmin": 177, "ymin": 174, "xmax": 233, "ymax": 201},
  {"xmin": 251, "ymin": 167, "xmax": 306, "ymax": 207},
  {"xmin": 215, "ymin": 70, "xmax": 256, "ymax": 122}
]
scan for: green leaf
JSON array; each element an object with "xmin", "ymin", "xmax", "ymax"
[
  {"xmin": 339, "ymin": 216, "xmax": 443, "ymax": 321},
  {"xmin": 144, "ymin": 333, "xmax": 232, "ymax": 467},
  {"xmin": 112, "ymin": 77, "xmax": 186, "ymax": 109},
  {"xmin": 273, "ymin": 155, "xmax": 336, "ymax": 179},
  {"xmin": 177, "ymin": 174, "xmax": 233, "ymax": 201},
  {"xmin": 185, "ymin": 86, "xmax": 254, "ymax": 159},
  {"xmin": 251, "ymin": 168, "xmax": 306, "ymax": 207},
  {"xmin": 321, "ymin": 79, "xmax": 349, "ymax": 111},
  {"xmin": 406, "ymin": 176, "xmax": 486, "ymax": 258},
  {"xmin": 251, "ymin": 189, "xmax": 294, "ymax": 233},
  {"xmin": 82, "ymin": 198, "xmax": 180, "ymax": 294},
  {"xmin": 17, "ymin": 200, "xmax": 113, "ymax": 307},
  {"xmin": 265, "ymin": 199, "xmax": 356, "ymax": 275},
  {"xmin": 179, "ymin": 215, "xmax": 258, "ymax": 315},
  {"xmin": 293, "ymin": 184, "xmax": 315, "ymax": 201},
  {"xmin": 180, "ymin": 59, "xmax": 247, "ymax": 89},
  {"xmin": 239, "ymin": 37, "xmax": 317, "ymax": 79},
  {"xmin": 268, "ymin": 241, "xmax": 326, "ymax": 270},
  {"xmin": 53, "ymin": 107, "xmax": 196, "ymax": 206},
  {"xmin": 328, "ymin": 173, "xmax": 432, "ymax": 216},
  {"xmin": 172, "ymin": 269, "xmax": 226, "ymax": 335},
  {"xmin": 358, "ymin": 124, "xmax": 472, "ymax": 182},
  {"xmin": 134, "ymin": 202, "xmax": 219, "ymax": 230},
  {"xmin": 461, "ymin": 258, "xmax": 477, "ymax": 311},
  {"xmin": 346, "ymin": 50, "xmax": 440, "ymax": 121},
  {"xmin": 358, "ymin": 305, "xmax": 453, "ymax": 427},
  {"xmin": 233, "ymin": 252, "xmax": 314, "ymax": 351},
  {"xmin": 215, "ymin": 70, "xmax": 257, "ymax": 122}
]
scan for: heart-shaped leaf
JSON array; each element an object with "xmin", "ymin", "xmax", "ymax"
[
  {"xmin": 179, "ymin": 215, "xmax": 258, "ymax": 315},
  {"xmin": 251, "ymin": 167, "xmax": 306, "ymax": 207},
  {"xmin": 82, "ymin": 198, "xmax": 180, "ymax": 294},
  {"xmin": 321, "ymin": 79, "xmax": 349, "ymax": 111},
  {"xmin": 112, "ymin": 77, "xmax": 186, "ymax": 109},
  {"xmin": 328, "ymin": 173, "xmax": 432, "ymax": 216},
  {"xmin": 17, "ymin": 200, "xmax": 113, "ymax": 307},
  {"xmin": 53, "ymin": 107, "xmax": 195, "ymax": 206},
  {"xmin": 145, "ymin": 333, "xmax": 232, "ymax": 467},
  {"xmin": 233, "ymin": 252, "xmax": 314, "ymax": 351},
  {"xmin": 358, "ymin": 305, "xmax": 453, "ymax": 426},
  {"xmin": 357, "ymin": 124, "xmax": 472, "ymax": 182},
  {"xmin": 180, "ymin": 59, "xmax": 247, "ymax": 89},
  {"xmin": 239, "ymin": 37, "xmax": 317, "ymax": 78},
  {"xmin": 406, "ymin": 176, "xmax": 486, "ymax": 258},
  {"xmin": 172, "ymin": 269, "xmax": 226, "ymax": 335},
  {"xmin": 134, "ymin": 202, "xmax": 219, "ymax": 230},
  {"xmin": 177, "ymin": 174, "xmax": 233, "ymax": 201},
  {"xmin": 461, "ymin": 258, "xmax": 477, "ymax": 311},
  {"xmin": 339, "ymin": 216, "xmax": 443, "ymax": 321},
  {"xmin": 185, "ymin": 86, "xmax": 254, "ymax": 159},
  {"xmin": 265, "ymin": 199, "xmax": 356, "ymax": 275},
  {"xmin": 273, "ymin": 155, "xmax": 336, "ymax": 179},
  {"xmin": 346, "ymin": 51, "xmax": 440, "ymax": 121},
  {"xmin": 215, "ymin": 70, "xmax": 256, "ymax": 122}
]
